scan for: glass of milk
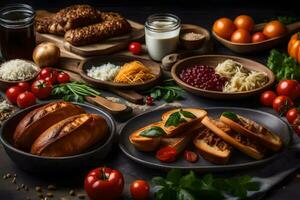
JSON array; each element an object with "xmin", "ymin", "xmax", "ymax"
[{"xmin": 145, "ymin": 13, "xmax": 181, "ymax": 61}]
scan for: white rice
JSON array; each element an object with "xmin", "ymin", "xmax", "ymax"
[
  {"xmin": 0, "ymin": 59, "xmax": 38, "ymax": 81},
  {"xmin": 87, "ymin": 62, "xmax": 120, "ymax": 81}
]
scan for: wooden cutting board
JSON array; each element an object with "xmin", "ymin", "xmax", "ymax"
[{"xmin": 35, "ymin": 10, "xmax": 145, "ymax": 57}]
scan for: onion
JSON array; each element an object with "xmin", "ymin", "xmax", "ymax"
[{"xmin": 32, "ymin": 42, "xmax": 60, "ymax": 67}]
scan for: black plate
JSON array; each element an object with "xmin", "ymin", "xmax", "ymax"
[
  {"xmin": 0, "ymin": 101, "xmax": 116, "ymax": 174},
  {"xmin": 119, "ymin": 107, "xmax": 292, "ymax": 172}
]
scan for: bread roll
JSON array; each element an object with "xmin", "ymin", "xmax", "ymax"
[
  {"xmin": 13, "ymin": 101, "xmax": 85, "ymax": 151},
  {"xmin": 31, "ymin": 114, "xmax": 109, "ymax": 157}
]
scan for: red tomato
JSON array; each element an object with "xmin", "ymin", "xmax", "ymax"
[
  {"xmin": 39, "ymin": 67, "xmax": 53, "ymax": 79},
  {"xmin": 234, "ymin": 15, "xmax": 254, "ymax": 32},
  {"xmin": 129, "ymin": 42, "xmax": 142, "ymax": 55},
  {"xmin": 6, "ymin": 86, "xmax": 22, "ymax": 104},
  {"xmin": 156, "ymin": 146, "xmax": 177, "ymax": 162},
  {"xmin": 293, "ymin": 122, "xmax": 300, "ymax": 136},
  {"xmin": 184, "ymin": 150, "xmax": 198, "ymax": 163},
  {"xmin": 251, "ymin": 32, "xmax": 267, "ymax": 43},
  {"xmin": 213, "ymin": 17, "xmax": 236, "ymax": 40},
  {"xmin": 286, "ymin": 108, "xmax": 300, "ymax": 124},
  {"xmin": 17, "ymin": 82, "xmax": 31, "ymax": 92},
  {"xmin": 57, "ymin": 72, "xmax": 70, "ymax": 83},
  {"xmin": 17, "ymin": 91, "xmax": 36, "ymax": 108},
  {"xmin": 84, "ymin": 167, "xmax": 124, "ymax": 200},
  {"xmin": 31, "ymin": 79, "xmax": 52, "ymax": 99},
  {"xmin": 260, "ymin": 90, "xmax": 277, "ymax": 107},
  {"xmin": 272, "ymin": 95, "xmax": 294, "ymax": 115},
  {"xmin": 276, "ymin": 80, "xmax": 300, "ymax": 100},
  {"xmin": 231, "ymin": 29, "xmax": 251, "ymax": 43},
  {"xmin": 38, "ymin": 68, "xmax": 58, "ymax": 84},
  {"xmin": 130, "ymin": 180, "xmax": 150, "ymax": 200}
]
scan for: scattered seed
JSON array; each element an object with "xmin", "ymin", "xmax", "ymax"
[
  {"xmin": 24, "ymin": 186, "xmax": 29, "ymax": 191},
  {"xmin": 35, "ymin": 186, "xmax": 42, "ymax": 192},
  {"xmin": 46, "ymin": 192, "xmax": 53, "ymax": 197},
  {"xmin": 13, "ymin": 173, "xmax": 17, "ymax": 177},
  {"xmin": 69, "ymin": 190, "xmax": 75, "ymax": 196},
  {"xmin": 16, "ymin": 186, "xmax": 20, "ymax": 191},
  {"xmin": 47, "ymin": 185, "xmax": 56, "ymax": 190},
  {"xmin": 59, "ymin": 197, "xmax": 69, "ymax": 200},
  {"xmin": 12, "ymin": 177, "xmax": 16, "ymax": 184},
  {"xmin": 44, "ymin": 197, "xmax": 49, "ymax": 200},
  {"xmin": 6, "ymin": 173, "xmax": 11, "ymax": 178},
  {"xmin": 2, "ymin": 175, "xmax": 7, "ymax": 180},
  {"xmin": 21, "ymin": 184, "xmax": 25, "ymax": 188},
  {"xmin": 77, "ymin": 194, "xmax": 85, "ymax": 199},
  {"xmin": 37, "ymin": 193, "xmax": 43, "ymax": 198}
]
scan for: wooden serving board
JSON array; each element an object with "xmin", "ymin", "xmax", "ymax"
[{"xmin": 35, "ymin": 10, "xmax": 145, "ymax": 57}]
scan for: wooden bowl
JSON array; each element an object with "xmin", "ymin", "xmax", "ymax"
[
  {"xmin": 0, "ymin": 60, "xmax": 40, "ymax": 91},
  {"xmin": 213, "ymin": 22, "xmax": 300, "ymax": 53},
  {"xmin": 79, "ymin": 55, "xmax": 162, "ymax": 91},
  {"xmin": 180, "ymin": 28, "xmax": 207, "ymax": 50},
  {"xmin": 171, "ymin": 55, "xmax": 275, "ymax": 99}
]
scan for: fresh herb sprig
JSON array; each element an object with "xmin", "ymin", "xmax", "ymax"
[
  {"xmin": 165, "ymin": 109, "xmax": 196, "ymax": 127},
  {"xmin": 152, "ymin": 169, "xmax": 260, "ymax": 200},
  {"xmin": 143, "ymin": 79, "xmax": 184, "ymax": 103},
  {"xmin": 139, "ymin": 126, "xmax": 167, "ymax": 138},
  {"xmin": 267, "ymin": 49, "xmax": 300, "ymax": 80},
  {"xmin": 222, "ymin": 111, "xmax": 239, "ymax": 122},
  {"xmin": 51, "ymin": 82, "xmax": 101, "ymax": 102}
]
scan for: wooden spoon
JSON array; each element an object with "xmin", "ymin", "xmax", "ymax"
[{"xmin": 213, "ymin": 21, "xmax": 300, "ymax": 53}]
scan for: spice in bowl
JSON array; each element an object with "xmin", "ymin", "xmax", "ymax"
[
  {"xmin": 0, "ymin": 59, "xmax": 39, "ymax": 81},
  {"xmin": 181, "ymin": 32, "xmax": 205, "ymax": 41}
]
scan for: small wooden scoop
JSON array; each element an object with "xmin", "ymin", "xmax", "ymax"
[{"xmin": 85, "ymin": 95, "xmax": 132, "ymax": 116}]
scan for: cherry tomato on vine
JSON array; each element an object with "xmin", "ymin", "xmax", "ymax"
[
  {"xmin": 6, "ymin": 86, "xmax": 22, "ymax": 104},
  {"xmin": 286, "ymin": 108, "xmax": 300, "ymax": 124},
  {"xmin": 31, "ymin": 79, "xmax": 52, "ymax": 99},
  {"xmin": 272, "ymin": 95, "xmax": 294, "ymax": 115},
  {"xmin": 17, "ymin": 82, "xmax": 31, "ymax": 92},
  {"xmin": 57, "ymin": 72, "xmax": 70, "ymax": 83},
  {"xmin": 17, "ymin": 91, "xmax": 36, "ymax": 108},
  {"xmin": 260, "ymin": 90, "xmax": 277, "ymax": 107}
]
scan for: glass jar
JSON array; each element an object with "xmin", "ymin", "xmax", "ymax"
[
  {"xmin": 145, "ymin": 13, "xmax": 181, "ymax": 61},
  {"xmin": 0, "ymin": 4, "xmax": 36, "ymax": 60}
]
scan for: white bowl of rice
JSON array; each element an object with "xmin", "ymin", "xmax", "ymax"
[{"xmin": 0, "ymin": 59, "xmax": 40, "ymax": 90}]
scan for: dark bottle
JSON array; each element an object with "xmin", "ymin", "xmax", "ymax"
[{"xmin": 0, "ymin": 4, "xmax": 36, "ymax": 60}]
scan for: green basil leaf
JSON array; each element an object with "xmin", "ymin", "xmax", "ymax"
[
  {"xmin": 180, "ymin": 109, "xmax": 196, "ymax": 119},
  {"xmin": 221, "ymin": 111, "xmax": 239, "ymax": 122},
  {"xmin": 177, "ymin": 188, "xmax": 195, "ymax": 200},
  {"xmin": 139, "ymin": 126, "xmax": 166, "ymax": 138},
  {"xmin": 165, "ymin": 111, "xmax": 181, "ymax": 127},
  {"xmin": 152, "ymin": 177, "xmax": 167, "ymax": 187},
  {"xmin": 155, "ymin": 187, "xmax": 177, "ymax": 200},
  {"xmin": 166, "ymin": 169, "xmax": 182, "ymax": 185}
]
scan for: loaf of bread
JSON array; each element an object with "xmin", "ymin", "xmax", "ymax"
[
  {"xmin": 64, "ymin": 16, "xmax": 131, "ymax": 46},
  {"xmin": 31, "ymin": 114, "xmax": 109, "ymax": 157},
  {"xmin": 35, "ymin": 5, "xmax": 102, "ymax": 35},
  {"xmin": 13, "ymin": 102, "xmax": 85, "ymax": 151}
]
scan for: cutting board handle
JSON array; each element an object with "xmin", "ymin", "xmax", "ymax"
[{"xmin": 111, "ymin": 89, "xmax": 144, "ymax": 104}]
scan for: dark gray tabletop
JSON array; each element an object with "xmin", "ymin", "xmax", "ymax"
[{"xmin": 1, "ymin": 4, "xmax": 300, "ymax": 200}]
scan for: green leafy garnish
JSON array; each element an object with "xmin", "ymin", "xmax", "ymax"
[
  {"xmin": 52, "ymin": 82, "xmax": 101, "ymax": 103},
  {"xmin": 165, "ymin": 109, "xmax": 195, "ymax": 127},
  {"xmin": 222, "ymin": 112, "xmax": 239, "ymax": 122},
  {"xmin": 143, "ymin": 79, "xmax": 184, "ymax": 103},
  {"xmin": 139, "ymin": 126, "xmax": 166, "ymax": 138},
  {"xmin": 152, "ymin": 169, "xmax": 260, "ymax": 200},
  {"xmin": 267, "ymin": 49, "xmax": 300, "ymax": 80},
  {"xmin": 180, "ymin": 109, "xmax": 196, "ymax": 119}
]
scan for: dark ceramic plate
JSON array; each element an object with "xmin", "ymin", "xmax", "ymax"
[
  {"xmin": 0, "ymin": 101, "xmax": 116, "ymax": 174},
  {"xmin": 119, "ymin": 107, "xmax": 292, "ymax": 172}
]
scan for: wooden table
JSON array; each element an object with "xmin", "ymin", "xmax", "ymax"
[{"xmin": 0, "ymin": 4, "xmax": 299, "ymax": 200}]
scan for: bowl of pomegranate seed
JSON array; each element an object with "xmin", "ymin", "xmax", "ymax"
[{"xmin": 171, "ymin": 55, "xmax": 275, "ymax": 99}]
